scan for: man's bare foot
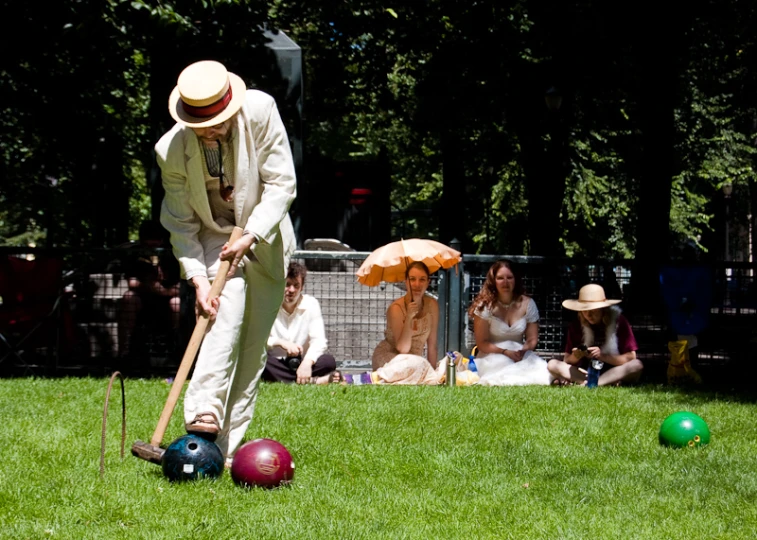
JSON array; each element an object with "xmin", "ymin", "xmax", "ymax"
[{"xmin": 311, "ymin": 371, "xmax": 342, "ymax": 385}]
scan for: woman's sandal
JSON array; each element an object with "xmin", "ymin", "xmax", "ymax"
[{"xmin": 185, "ymin": 412, "xmax": 220, "ymax": 441}]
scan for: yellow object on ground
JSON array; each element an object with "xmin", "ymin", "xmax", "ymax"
[{"xmin": 667, "ymin": 340, "xmax": 702, "ymax": 385}]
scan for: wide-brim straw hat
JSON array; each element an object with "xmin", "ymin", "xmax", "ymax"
[
  {"xmin": 562, "ymin": 283, "xmax": 621, "ymax": 311},
  {"xmin": 168, "ymin": 60, "xmax": 247, "ymax": 128}
]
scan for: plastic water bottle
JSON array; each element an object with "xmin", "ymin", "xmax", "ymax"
[
  {"xmin": 446, "ymin": 352, "xmax": 456, "ymax": 387},
  {"xmin": 587, "ymin": 359, "xmax": 603, "ymax": 388},
  {"xmin": 468, "ymin": 354, "xmax": 477, "ymax": 373}
]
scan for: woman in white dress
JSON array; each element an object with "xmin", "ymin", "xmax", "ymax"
[{"xmin": 468, "ymin": 260, "xmax": 553, "ymax": 386}]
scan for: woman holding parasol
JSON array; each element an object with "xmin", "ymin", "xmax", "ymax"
[{"xmin": 345, "ymin": 240, "xmax": 461, "ymax": 385}]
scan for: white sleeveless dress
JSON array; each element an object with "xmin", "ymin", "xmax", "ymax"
[{"xmin": 474, "ymin": 299, "xmax": 553, "ymax": 386}]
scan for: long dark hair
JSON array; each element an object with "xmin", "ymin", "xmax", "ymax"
[
  {"xmin": 467, "ymin": 260, "xmax": 524, "ymax": 318},
  {"xmin": 578, "ymin": 307, "xmax": 614, "ymax": 327}
]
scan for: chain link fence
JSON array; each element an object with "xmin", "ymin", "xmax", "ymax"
[{"xmin": 1, "ymin": 247, "xmax": 755, "ymax": 379}]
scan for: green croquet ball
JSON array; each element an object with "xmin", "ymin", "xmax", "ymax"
[{"xmin": 659, "ymin": 411, "xmax": 710, "ymax": 448}]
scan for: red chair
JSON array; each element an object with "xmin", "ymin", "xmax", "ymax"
[{"xmin": 0, "ymin": 255, "xmax": 74, "ymax": 374}]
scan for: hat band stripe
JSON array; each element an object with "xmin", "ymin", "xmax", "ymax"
[{"xmin": 181, "ymin": 87, "xmax": 233, "ymax": 119}]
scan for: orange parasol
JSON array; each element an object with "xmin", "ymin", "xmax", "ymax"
[{"xmin": 356, "ymin": 238, "xmax": 462, "ymax": 286}]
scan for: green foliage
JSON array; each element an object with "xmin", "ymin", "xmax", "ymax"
[
  {"xmin": 0, "ymin": 0, "xmax": 272, "ymax": 247},
  {"xmin": 673, "ymin": 85, "xmax": 756, "ymax": 251},
  {"xmin": 470, "ymin": 161, "xmax": 530, "ymax": 254},
  {"xmin": 0, "ymin": 1, "xmax": 155, "ymax": 246},
  {"xmin": 562, "ymin": 133, "xmax": 635, "ymax": 258},
  {"xmin": 3, "ymin": 0, "xmax": 757, "ymax": 257}
]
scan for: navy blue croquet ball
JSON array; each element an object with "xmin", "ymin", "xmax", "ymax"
[{"xmin": 161, "ymin": 434, "xmax": 224, "ymax": 482}]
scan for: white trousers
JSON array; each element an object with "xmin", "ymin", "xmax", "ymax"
[{"xmin": 183, "ymin": 230, "xmax": 284, "ymax": 462}]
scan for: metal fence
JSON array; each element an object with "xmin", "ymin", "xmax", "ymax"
[
  {"xmin": 1, "ymin": 246, "xmax": 755, "ymax": 378},
  {"xmin": 458, "ymin": 257, "xmax": 634, "ymax": 354}
]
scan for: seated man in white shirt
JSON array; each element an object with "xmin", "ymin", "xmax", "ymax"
[{"xmin": 263, "ymin": 262, "xmax": 340, "ymax": 384}]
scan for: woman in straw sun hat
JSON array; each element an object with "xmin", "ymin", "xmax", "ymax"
[
  {"xmin": 547, "ymin": 283, "xmax": 644, "ymax": 386},
  {"xmin": 155, "ymin": 60, "xmax": 296, "ymax": 466}
]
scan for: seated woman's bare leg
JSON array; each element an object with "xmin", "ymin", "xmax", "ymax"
[
  {"xmin": 547, "ymin": 359, "xmax": 586, "ymax": 384},
  {"xmin": 598, "ymin": 359, "xmax": 644, "ymax": 386}
]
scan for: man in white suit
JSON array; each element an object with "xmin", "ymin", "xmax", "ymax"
[{"xmin": 155, "ymin": 60, "xmax": 296, "ymax": 466}]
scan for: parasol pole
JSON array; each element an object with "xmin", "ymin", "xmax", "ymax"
[{"xmin": 401, "ymin": 238, "xmax": 409, "ymax": 280}]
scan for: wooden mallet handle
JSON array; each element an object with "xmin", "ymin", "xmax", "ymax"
[{"xmin": 149, "ymin": 226, "xmax": 245, "ymax": 447}]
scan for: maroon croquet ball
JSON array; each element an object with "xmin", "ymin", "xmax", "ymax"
[{"xmin": 231, "ymin": 438, "xmax": 295, "ymax": 489}]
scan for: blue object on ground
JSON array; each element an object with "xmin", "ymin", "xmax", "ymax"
[{"xmin": 468, "ymin": 355, "xmax": 477, "ymax": 372}]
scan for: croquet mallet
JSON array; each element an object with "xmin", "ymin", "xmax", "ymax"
[{"xmin": 131, "ymin": 226, "xmax": 243, "ymax": 464}]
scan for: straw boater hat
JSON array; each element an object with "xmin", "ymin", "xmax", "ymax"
[
  {"xmin": 562, "ymin": 284, "xmax": 622, "ymax": 311},
  {"xmin": 168, "ymin": 60, "xmax": 247, "ymax": 128}
]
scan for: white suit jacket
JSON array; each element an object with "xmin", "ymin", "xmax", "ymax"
[{"xmin": 155, "ymin": 90, "xmax": 296, "ymax": 282}]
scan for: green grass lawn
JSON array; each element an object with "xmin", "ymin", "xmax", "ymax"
[{"xmin": 1, "ymin": 377, "xmax": 756, "ymax": 539}]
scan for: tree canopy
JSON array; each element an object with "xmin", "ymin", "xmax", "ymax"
[{"xmin": 1, "ymin": 0, "xmax": 755, "ymax": 261}]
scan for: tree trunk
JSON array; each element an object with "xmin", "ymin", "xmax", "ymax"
[
  {"xmin": 634, "ymin": 73, "xmax": 676, "ymax": 264},
  {"xmin": 440, "ymin": 128, "xmax": 467, "ymax": 247},
  {"xmin": 626, "ymin": 6, "xmax": 682, "ymax": 314},
  {"xmin": 507, "ymin": 67, "xmax": 569, "ymax": 257}
]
